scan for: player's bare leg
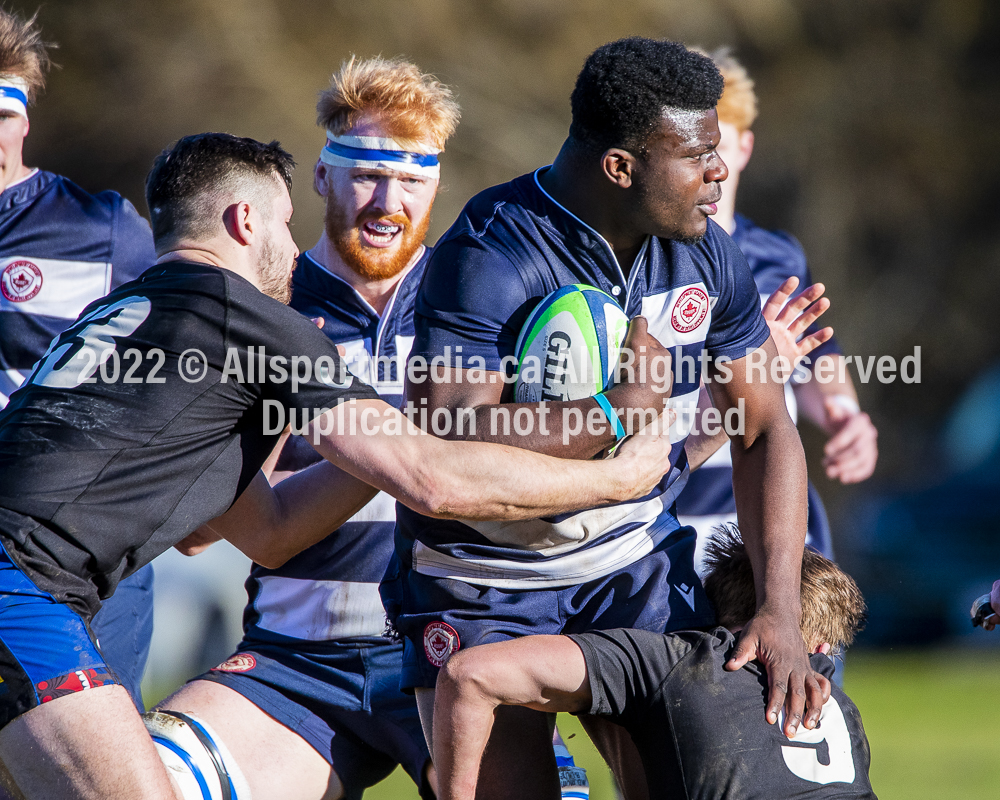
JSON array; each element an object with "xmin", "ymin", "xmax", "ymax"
[
  {"xmin": 418, "ymin": 687, "xmax": 559, "ymax": 800},
  {"xmin": 579, "ymin": 715, "xmax": 649, "ymax": 800},
  {"xmin": 0, "ymin": 684, "xmax": 179, "ymax": 800},
  {"xmin": 159, "ymin": 678, "xmax": 345, "ymax": 800}
]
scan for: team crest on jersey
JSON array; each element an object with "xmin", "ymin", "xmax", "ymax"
[
  {"xmin": 1, "ymin": 260, "xmax": 43, "ymax": 302},
  {"xmin": 210, "ymin": 653, "xmax": 257, "ymax": 673},
  {"xmin": 671, "ymin": 287, "xmax": 709, "ymax": 333},
  {"xmin": 423, "ymin": 621, "xmax": 460, "ymax": 667},
  {"xmin": 36, "ymin": 667, "xmax": 114, "ymax": 703}
]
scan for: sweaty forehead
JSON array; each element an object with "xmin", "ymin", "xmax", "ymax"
[{"xmin": 655, "ymin": 107, "xmax": 720, "ymax": 150}]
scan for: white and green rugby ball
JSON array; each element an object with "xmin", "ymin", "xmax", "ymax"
[{"xmin": 513, "ymin": 284, "xmax": 628, "ymax": 403}]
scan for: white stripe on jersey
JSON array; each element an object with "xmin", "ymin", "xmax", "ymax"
[
  {"xmin": 252, "ymin": 577, "xmax": 386, "ymax": 640},
  {"xmin": 412, "ymin": 516, "xmax": 678, "ymax": 589},
  {"xmin": 0, "ymin": 257, "xmax": 111, "ymax": 319},
  {"xmin": 666, "ymin": 387, "xmax": 704, "ymax": 444}
]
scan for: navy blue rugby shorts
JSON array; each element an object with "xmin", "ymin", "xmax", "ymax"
[
  {"xmin": 382, "ymin": 525, "xmax": 715, "ymax": 691},
  {"xmin": 198, "ymin": 636, "xmax": 431, "ymax": 800}
]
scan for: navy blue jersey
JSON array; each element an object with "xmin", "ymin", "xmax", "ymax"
[
  {"xmin": 572, "ymin": 627, "xmax": 876, "ymax": 799},
  {"xmin": 0, "ymin": 262, "xmax": 376, "ymax": 620},
  {"xmin": 244, "ymin": 250, "xmax": 425, "ymax": 643},
  {"xmin": 676, "ymin": 215, "xmax": 839, "ymax": 558},
  {"xmin": 0, "ymin": 170, "xmax": 154, "ymax": 402},
  {"xmin": 397, "ymin": 169, "xmax": 770, "ymax": 589}
]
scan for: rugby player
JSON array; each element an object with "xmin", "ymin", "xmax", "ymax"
[
  {"xmin": 676, "ymin": 49, "xmax": 879, "ymax": 570},
  {"xmin": 0, "ymin": 7, "xmax": 155, "ymax": 714},
  {"xmin": 381, "ymin": 37, "xmax": 830, "ymax": 798},
  {"xmin": 0, "ymin": 131, "xmax": 678, "ymax": 800},
  {"xmin": 160, "ymin": 56, "xmax": 603, "ymax": 800},
  {"xmin": 433, "ymin": 526, "xmax": 877, "ymax": 800},
  {"xmin": 157, "ymin": 57, "xmax": 460, "ymax": 800}
]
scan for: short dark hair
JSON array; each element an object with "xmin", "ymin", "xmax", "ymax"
[
  {"xmin": 145, "ymin": 132, "xmax": 295, "ymax": 250},
  {"xmin": 702, "ymin": 524, "xmax": 867, "ymax": 652},
  {"xmin": 569, "ymin": 37, "xmax": 723, "ymax": 154}
]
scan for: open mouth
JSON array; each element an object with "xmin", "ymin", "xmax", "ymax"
[{"xmin": 361, "ymin": 220, "xmax": 404, "ymax": 247}]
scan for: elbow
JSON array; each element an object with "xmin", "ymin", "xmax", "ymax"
[
  {"xmin": 406, "ymin": 468, "xmax": 463, "ymax": 519},
  {"xmin": 252, "ymin": 550, "xmax": 292, "ymax": 570},
  {"xmin": 241, "ymin": 536, "xmax": 297, "ymax": 570},
  {"xmin": 438, "ymin": 648, "xmax": 489, "ymax": 699}
]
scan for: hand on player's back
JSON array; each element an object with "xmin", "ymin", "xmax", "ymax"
[
  {"xmin": 605, "ymin": 316, "xmax": 672, "ymax": 420},
  {"xmin": 724, "ymin": 607, "xmax": 831, "ymax": 736}
]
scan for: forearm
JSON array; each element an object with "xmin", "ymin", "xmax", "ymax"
[
  {"xmin": 795, "ymin": 355, "xmax": 857, "ymax": 432},
  {"xmin": 730, "ymin": 418, "xmax": 808, "ymax": 616},
  {"xmin": 328, "ymin": 421, "xmax": 628, "ymax": 520},
  {"xmin": 211, "ymin": 463, "xmax": 378, "ymax": 568},
  {"xmin": 433, "ymin": 667, "xmax": 500, "ymax": 800},
  {"xmin": 444, "ymin": 398, "xmax": 617, "ymax": 458}
]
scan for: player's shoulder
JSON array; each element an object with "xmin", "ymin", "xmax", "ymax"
[
  {"xmin": 36, "ymin": 171, "xmax": 120, "ymax": 217},
  {"xmin": 431, "ymin": 172, "xmax": 541, "ymax": 265}
]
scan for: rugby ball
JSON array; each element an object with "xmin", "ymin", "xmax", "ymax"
[{"xmin": 514, "ymin": 284, "xmax": 628, "ymax": 403}]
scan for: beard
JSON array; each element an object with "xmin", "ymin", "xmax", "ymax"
[
  {"xmin": 326, "ymin": 201, "xmax": 433, "ymax": 281},
  {"xmin": 257, "ymin": 239, "xmax": 295, "ymax": 304}
]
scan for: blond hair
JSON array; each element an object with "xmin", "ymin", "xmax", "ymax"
[
  {"xmin": 710, "ymin": 48, "xmax": 757, "ymax": 132},
  {"xmin": 702, "ymin": 525, "xmax": 867, "ymax": 651},
  {"xmin": 0, "ymin": 7, "xmax": 52, "ymax": 103},
  {"xmin": 317, "ymin": 56, "xmax": 460, "ymax": 152}
]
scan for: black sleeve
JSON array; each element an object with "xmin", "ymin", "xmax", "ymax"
[
  {"xmin": 567, "ymin": 629, "xmax": 693, "ymax": 726},
  {"xmin": 226, "ymin": 282, "xmax": 380, "ymax": 423}
]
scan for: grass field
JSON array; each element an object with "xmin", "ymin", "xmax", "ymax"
[{"xmin": 364, "ymin": 647, "xmax": 1000, "ymax": 800}]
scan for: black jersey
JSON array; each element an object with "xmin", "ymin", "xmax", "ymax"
[
  {"xmin": 570, "ymin": 628, "xmax": 877, "ymax": 800},
  {"xmin": 0, "ymin": 261, "xmax": 377, "ymax": 618}
]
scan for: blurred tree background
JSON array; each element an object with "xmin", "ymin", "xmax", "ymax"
[{"xmin": 17, "ymin": 0, "xmax": 1000, "ymax": 643}]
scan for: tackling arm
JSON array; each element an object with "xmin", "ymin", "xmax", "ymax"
[
  {"xmin": 195, "ymin": 462, "xmax": 379, "ymax": 568},
  {"xmin": 306, "ymin": 398, "xmax": 676, "ymax": 522},
  {"xmin": 433, "ymin": 636, "xmax": 591, "ymax": 800}
]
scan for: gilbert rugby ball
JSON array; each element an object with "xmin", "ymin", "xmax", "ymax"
[{"xmin": 513, "ymin": 284, "xmax": 628, "ymax": 403}]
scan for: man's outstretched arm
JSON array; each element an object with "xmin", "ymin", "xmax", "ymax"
[
  {"xmin": 433, "ymin": 637, "xmax": 591, "ymax": 800},
  {"xmin": 307, "ymin": 398, "xmax": 675, "ymax": 523},
  {"xmin": 707, "ymin": 337, "xmax": 830, "ymax": 735}
]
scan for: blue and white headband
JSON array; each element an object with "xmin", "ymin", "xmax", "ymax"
[
  {"xmin": 0, "ymin": 77, "xmax": 28, "ymax": 119},
  {"xmin": 320, "ymin": 133, "xmax": 440, "ymax": 179}
]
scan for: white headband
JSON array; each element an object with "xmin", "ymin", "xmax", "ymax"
[
  {"xmin": 0, "ymin": 77, "xmax": 28, "ymax": 119},
  {"xmin": 320, "ymin": 133, "xmax": 440, "ymax": 179}
]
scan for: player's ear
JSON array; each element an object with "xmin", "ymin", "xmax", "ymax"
[
  {"xmin": 813, "ymin": 642, "xmax": 832, "ymax": 656},
  {"xmin": 314, "ymin": 161, "xmax": 330, "ymax": 198},
  {"xmin": 601, "ymin": 148, "xmax": 636, "ymax": 189},
  {"xmin": 223, "ymin": 201, "xmax": 255, "ymax": 246}
]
